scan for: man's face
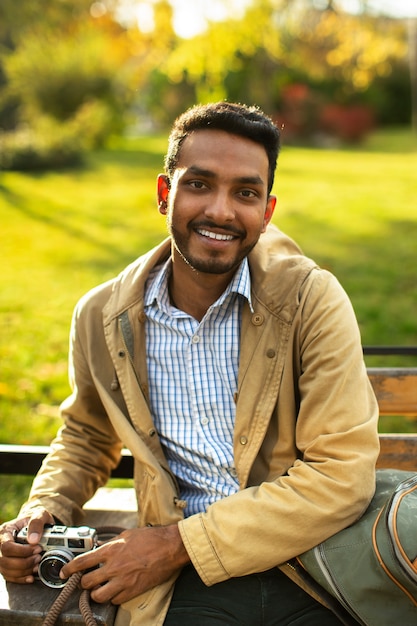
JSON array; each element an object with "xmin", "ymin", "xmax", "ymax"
[{"xmin": 158, "ymin": 129, "xmax": 276, "ymax": 277}]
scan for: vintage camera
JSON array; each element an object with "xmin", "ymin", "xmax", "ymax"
[{"xmin": 17, "ymin": 524, "xmax": 98, "ymax": 588}]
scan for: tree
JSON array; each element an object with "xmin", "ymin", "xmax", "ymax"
[
  {"xmin": 1, "ymin": 0, "xmax": 179, "ymax": 149},
  {"xmin": 157, "ymin": 0, "xmax": 409, "ymax": 130}
]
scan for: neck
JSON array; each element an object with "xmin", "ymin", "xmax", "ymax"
[{"xmin": 169, "ymin": 264, "xmax": 234, "ymax": 322}]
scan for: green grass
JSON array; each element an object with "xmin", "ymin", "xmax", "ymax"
[{"xmin": 1, "ymin": 128, "xmax": 416, "ymax": 520}]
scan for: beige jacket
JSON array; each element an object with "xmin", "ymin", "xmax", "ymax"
[{"xmin": 21, "ymin": 225, "xmax": 379, "ymax": 625}]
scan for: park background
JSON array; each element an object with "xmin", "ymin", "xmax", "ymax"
[{"xmin": 1, "ymin": 0, "xmax": 416, "ymax": 520}]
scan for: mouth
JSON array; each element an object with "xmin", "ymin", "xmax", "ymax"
[{"xmin": 196, "ymin": 228, "xmax": 237, "ymax": 242}]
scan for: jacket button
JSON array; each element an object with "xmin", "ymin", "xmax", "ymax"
[
  {"xmin": 266, "ymin": 349, "xmax": 276, "ymax": 358},
  {"xmin": 138, "ymin": 312, "xmax": 147, "ymax": 323},
  {"xmin": 251, "ymin": 313, "xmax": 264, "ymax": 326},
  {"xmin": 240, "ymin": 436, "xmax": 248, "ymax": 445},
  {"xmin": 148, "ymin": 429, "xmax": 156, "ymax": 437},
  {"xmin": 118, "ymin": 350, "xmax": 125, "ymax": 358}
]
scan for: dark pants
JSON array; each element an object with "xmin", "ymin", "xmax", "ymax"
[{"xmin": 164, "ymin": 565, "xmax": 344, "ymax": 625}]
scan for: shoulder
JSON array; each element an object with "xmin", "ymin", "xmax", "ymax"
[
  {"xmin": 249, "ymin": 225, "xmax": 317, "ymax": 318},
  {"xmin": 73, "ymin": 238, "xmax": 171, "ymax": 322},
  {"xmin": 249, "ymin": 225, "xmax": 351, "ymax": 324}
]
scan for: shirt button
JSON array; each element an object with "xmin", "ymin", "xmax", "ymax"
[
  {"xmin": 192, "ymin": 335, "xmax": 200, "ymax": 344},
  {"xmin": 201, "ymin": 417, "xmax": 209, "ymax": 425}
]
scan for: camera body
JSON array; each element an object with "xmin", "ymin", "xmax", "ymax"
[{"xmin": 17, "ymin": 524, "xmax": 98, "ymax": 588}]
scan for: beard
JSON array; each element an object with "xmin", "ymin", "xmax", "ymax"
[{"xmin": 168, "ymin": 220, "xmax": 258, "ymax": 275}]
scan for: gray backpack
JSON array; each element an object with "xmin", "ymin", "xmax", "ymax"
[{"xmin": 298, "ymin": 469, "xmax": 417, "ymax": 626}]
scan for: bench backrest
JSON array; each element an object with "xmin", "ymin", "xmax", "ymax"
[
  {"xmin": 367, "ymin": 368, "xmax": 417, "ymax": 417},
  {"xmin": 0, "ymin": 368, "xmax": 416, "ymax": 475},
  {"xmin": 368, "ymin": 367, "xmax": 417, "ymax": 470}
]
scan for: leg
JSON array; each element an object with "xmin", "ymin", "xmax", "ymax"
[
  {"xmin": 260, "ymin": 568, "xmax": 347, "ymax": 625},
  {"xmin": 164, "ymin": 565, "xmax": 347, "ymax": 626},
  {"xmin": 164, "ymin": 564, "xmax": 258, "ymax": 625}
]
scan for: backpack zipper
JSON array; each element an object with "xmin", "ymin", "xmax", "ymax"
[
  {"xmin": 387, "ymin": 475, "xmax": 417, "ymax": 585},
  {"xmin": 313, "ymin": 544, "xmax": 366, "ymax": 624},
  {"xmin": 371, "ymin": 476, "xmax": 417, "ymax": 606}
]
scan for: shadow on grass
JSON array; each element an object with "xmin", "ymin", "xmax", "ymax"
[{"xmin": 2, "ymin": 183, "xmax": 126, "ymax": 256}]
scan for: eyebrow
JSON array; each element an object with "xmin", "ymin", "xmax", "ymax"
[{"xmin": 185, "ymin": 165, "xmax": 265, "ymax": 186}]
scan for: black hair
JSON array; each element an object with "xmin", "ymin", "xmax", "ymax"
[{"xmin": 164, "ymin": 102, "xmax": 281, "ymax": 194}]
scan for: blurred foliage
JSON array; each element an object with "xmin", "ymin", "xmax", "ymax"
[
  {"xmin": 0, "ymin": 126, "xmax": 83, "ymax": 171},
  {"xmin": 0, "ymin": 0, "xmax": 413, "ymax": 170}
]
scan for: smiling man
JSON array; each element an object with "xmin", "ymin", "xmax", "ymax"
[{"xmin": 0, "ymin": 102, "xmax": 379, "ymax": 626}]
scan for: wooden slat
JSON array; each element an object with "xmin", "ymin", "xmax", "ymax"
[
  {"xmin": 367, "ymin": 368, "xmax": 417, "ymax": 416},
  {"xmin": 0, "ymin": 444, "xmax": 134, "ymax": 478},
  {"xmin": 0, "ymin": 574, "xmax": 117, "ymax": 626},
  {"xmin": 377, "ymin": 434, "xmax": 417, "ymax": 471}
]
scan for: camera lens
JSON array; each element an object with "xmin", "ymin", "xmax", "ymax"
[{"xmin": 38, "ymin": 548, "xmax": 74, "ymax": 588}]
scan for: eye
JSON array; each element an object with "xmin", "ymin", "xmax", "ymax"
[
  {"xmin": 188, "ymin": 180, "xmax": 207, "ymax": 190},
  {"xmin": 239, "ymin": 189, "xmax": 257, "ymax": 199}
]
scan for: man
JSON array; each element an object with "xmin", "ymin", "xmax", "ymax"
[{"xmin": 0, "ymin": 102, "xmax": 379, "ymax": 625}]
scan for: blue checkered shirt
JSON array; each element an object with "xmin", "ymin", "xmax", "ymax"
[{"xmin": 144, "ymin": 258, "xmax": 253, "ymax": 517}]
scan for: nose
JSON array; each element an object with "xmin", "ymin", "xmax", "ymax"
[{"xmin": 204, "ymin": 191, "xmax": 235, "ymax": 224}]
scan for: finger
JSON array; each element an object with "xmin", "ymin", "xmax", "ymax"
[
  {"xmin": 89, "ymin": 578, "xmax": 124, "ymax": 604},
  {"xmin": 0, "ymin": 518, "xmax": 30, "ymax": 546},
  {"xmin": 0, "ymin": 553, "xmax": 42, "ymax": 583},
  {"xmin": 104, "ymin": 588, "xmax": 133, "ymax": 606},
  {"xmin": 26, "ymin": 510, "xmax": 55, "ymax": 546},
  {"xmin": 60, "ymin": 548, "xmax": 103, "ymax": 579},
  {"xmin": 1, "ymin": 537, "xmax": 40, "ymax": 558},
  {"xmin": 90, "ymin": 578, "xmax": 143, "ymax": 606},
  {"xmin": 2, "ymin": 572, "xmax": 36, "ymax": 585}
]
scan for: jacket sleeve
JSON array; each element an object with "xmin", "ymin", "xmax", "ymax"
[
  {"xmin": 178, "ymin": 268, "xmax": 380, "ymax": 585},
  {"xmin": 19, "ymin": 294, "xmax": 123, "ymax": 525}
]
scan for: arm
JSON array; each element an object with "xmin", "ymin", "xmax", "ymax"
[
  {"xmin": 1, "ymin": 291, "xmax": 123, "ymax": 582},
  {"xmin": 179, "ymin": 269, "xmax": 380, "ymax": 585},
  {"xmin": 19, "ymin": 295, "xmax": 123, "ymax": 525}
]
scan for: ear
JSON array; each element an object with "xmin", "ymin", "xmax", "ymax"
[
  {"xmin": 157, "ymin": 174, "xmax": 170, "ymax": 214},
  {"xmin": 262, "ymin": 195, "xmax": 276, "ymax": 232}
]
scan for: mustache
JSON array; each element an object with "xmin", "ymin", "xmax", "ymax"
[{"xmin": 192, "ymin": 220, "xmax": 245, "ymax": 238}]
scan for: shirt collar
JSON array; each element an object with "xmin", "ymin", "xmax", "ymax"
[{"xmin": 144, "ymin": 257, "xmax": 253, "ymax": 313}]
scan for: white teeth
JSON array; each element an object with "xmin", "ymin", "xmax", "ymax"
[{"xmin": 198, "ymin": 229, "xmax": 234, "ymax": 241}]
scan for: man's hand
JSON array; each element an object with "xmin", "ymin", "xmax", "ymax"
[
  {"xmin": 0, "ymin": 508, "xmax": 55, "ymax": 583},
  {"xmin": 60, "ymin": 524, "xmax": 190, "ymax": 605}
]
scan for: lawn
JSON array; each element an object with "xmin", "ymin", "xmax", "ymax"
[{"xmin": 1, "ymin": 128, "xmax": 416, "ymax": 520}]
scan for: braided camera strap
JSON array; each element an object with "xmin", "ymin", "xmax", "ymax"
[
  {"xmin": 42, "ymin": 571, "xmax": 97, "ymax": 626},
  {"xmin": 41, "ymin": 526, "xmax": 125, "ymax": 626}
]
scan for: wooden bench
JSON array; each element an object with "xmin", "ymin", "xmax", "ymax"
[{"xmin": 0, "ymin": 358, "xmax": 416, "ymax": 625}]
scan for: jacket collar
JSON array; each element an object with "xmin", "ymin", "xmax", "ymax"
[{"xmin": 103, "ymin": 225, "xmax": 316, "ymax": 326}]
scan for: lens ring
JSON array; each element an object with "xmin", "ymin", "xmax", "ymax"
[{"xmin": 38, "ymin": 548, "xmax": 73, "ymax": 588}]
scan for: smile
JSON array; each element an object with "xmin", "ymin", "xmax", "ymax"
[{"xmin": 197, "ymin": 229, "xmax": 235, "ymax": 241}]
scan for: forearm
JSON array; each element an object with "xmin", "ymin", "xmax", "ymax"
[{"xmin": 179, "ymin": 447, "xmax": 376, "ymax": 587}]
